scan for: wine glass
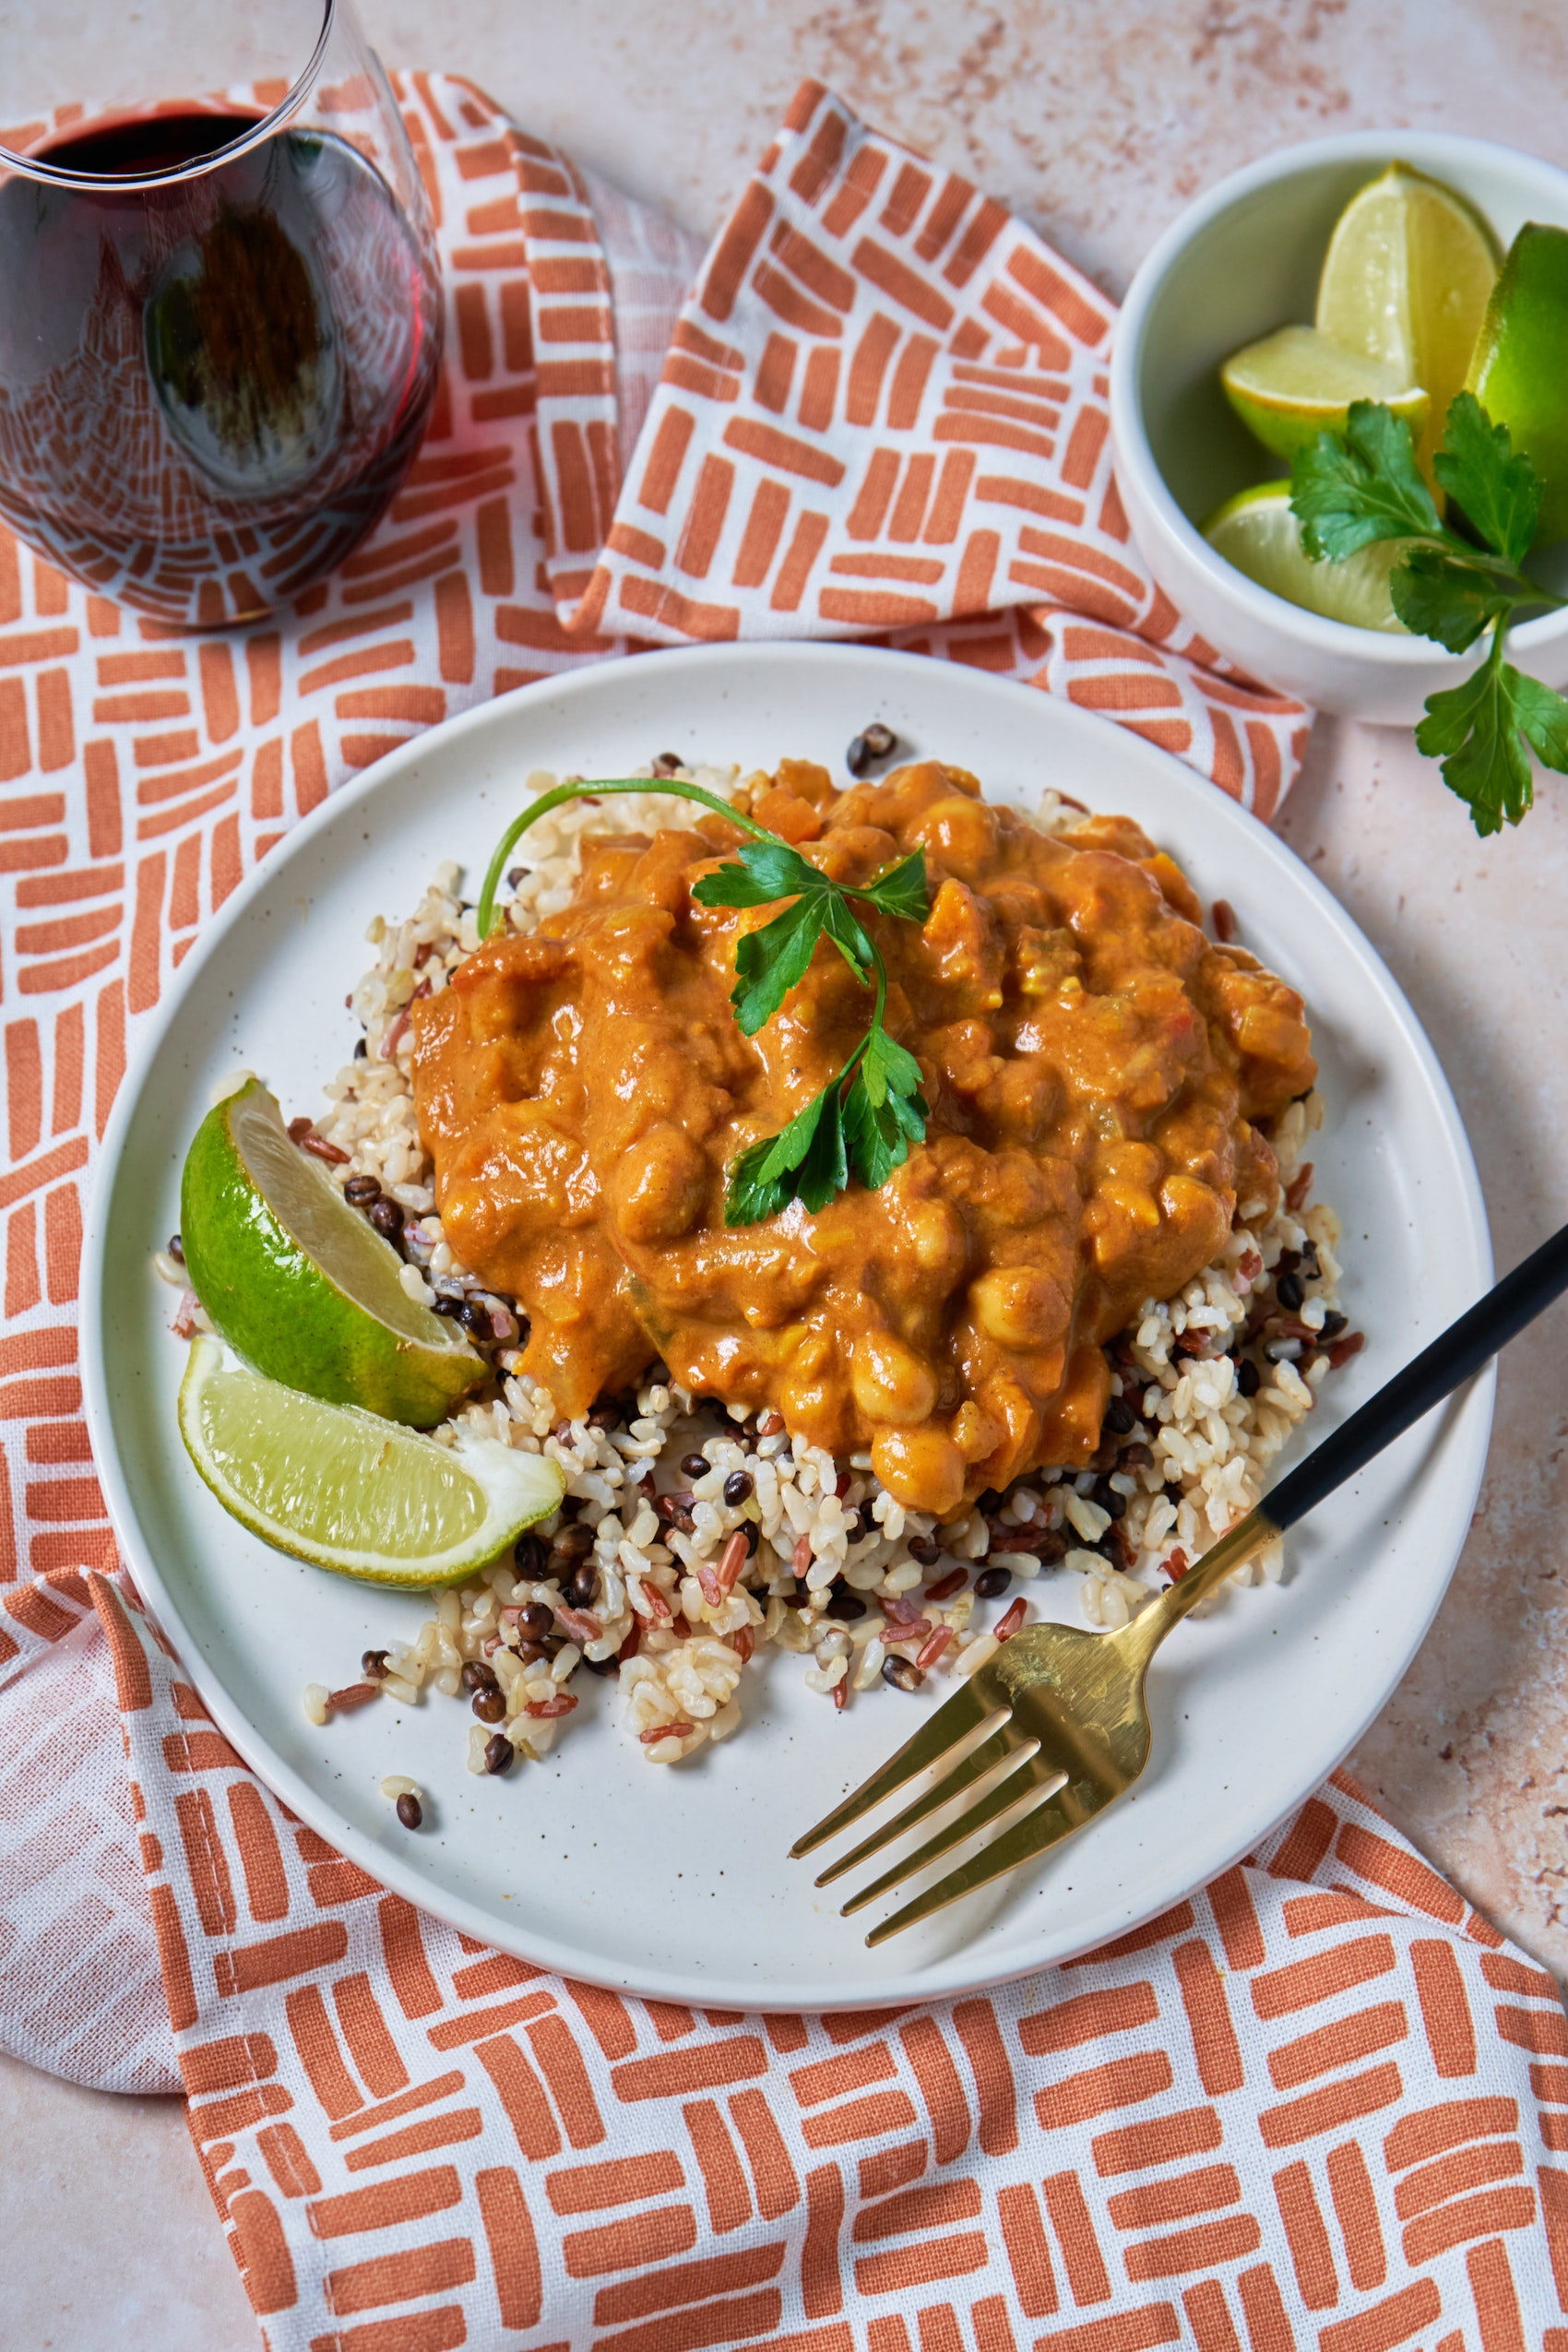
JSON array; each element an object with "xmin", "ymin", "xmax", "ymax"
[{"xmin": 0, "ymin": 0, "xmax": 444, "ymax": 625}]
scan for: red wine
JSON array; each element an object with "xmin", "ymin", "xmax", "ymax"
[{"xmin": 0, "ymin": 108, "xmax": 443, "ymax": 624}]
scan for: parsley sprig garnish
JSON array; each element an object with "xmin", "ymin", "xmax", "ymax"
[
  {"xmin": 1290, "ymin": 392, "xmax": 1568, "ymax": 835},
  {"xmin": 477, "ymin": 777, "xmax": 930, "ymax": 1227}
]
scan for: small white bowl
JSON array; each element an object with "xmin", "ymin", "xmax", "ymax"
[{"xmin": 1110, "ymin": 131, "xmax": 1568, "ymax": 722}]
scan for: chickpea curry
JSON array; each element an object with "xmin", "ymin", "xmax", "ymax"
[{"xmin": 412, "ymin": 761, "xmax": 1315, "ymax": 1517}]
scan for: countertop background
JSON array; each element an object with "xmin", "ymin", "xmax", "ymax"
[{"xmin": 5, "ymin": 4, "xmax": 1567, "ymax": 2344}]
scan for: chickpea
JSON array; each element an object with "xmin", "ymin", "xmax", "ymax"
[
  {"xmin": 851, "ymin": 1331, "xmax": 936, "ymax": 1427},
  {"xmin": 968, "ymin": 1265, "xmax": 1067, "ymax": 1350},
  {"xmin": 611, "ymin": 1123, "xmax": 709, "ymax": 1242},
  {"xmin": 907, "ymin": 1198, "xmax": 966, "ymax": 1278},
  {"xmin": 873, "ymin": 1425, "xmax": 966, "ymax": 1517}
]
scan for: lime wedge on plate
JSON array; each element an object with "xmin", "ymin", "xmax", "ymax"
[
  {"xmin": 181, "ymin": 1078, "xmax": 484, "ymax": 1426},
  {"xmin": 1204, "ymin": 482, "xmax": 1409, "ymax": 632},
  {"xmin": 179, "ymin": 1336, "xmax": 563, "ymax": 1586},
  {"xmin": 1219, "ymin": 325, "xmax": 1427, "ymax": 463},
  {"xmin": 1315, "ymin": 161, "xmax": 1500, "ymax": 481},
  {"xmin": 1466, "ymin": 222, "xmax": 1568, "ymax": 547}
]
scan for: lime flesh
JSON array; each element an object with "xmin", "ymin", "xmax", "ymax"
[
  {"xmin": 1219, "ymin": 325, "xmax": 1426, "ymax": 463},
  {"xmin": 1466, "ymin": 222, "xmax": 1568, "ymax": 546},
  {"xmin": 1204, "ymin": 482, "xmax": 1409, "ymax": 633},
  {"xmin": 181, "ymin": 1079, "xmax": 483, "ymax": 1426},
  {"xmin": 1315, "ymin": 161, "xmax": 1500, "ymax": 484},
  {"xmin": 179, "ymin": 1336, "xmax": 564, "ymax": 1586}
]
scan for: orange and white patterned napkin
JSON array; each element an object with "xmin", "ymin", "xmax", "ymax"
[
  {"xmin": 6, "ymin": 65, "xmax": 1554, "ymax": 2352},
  {"xmin": 5, "ymin": 1566, "xmax": 1567, "ymax": 2352}
]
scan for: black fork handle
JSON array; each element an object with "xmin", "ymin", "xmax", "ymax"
[{"xmin": 1265, "ymin": 1219, "xmax": 1568, "ymax": 1533}]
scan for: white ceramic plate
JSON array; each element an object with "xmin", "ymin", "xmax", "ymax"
[{"xmin": 83, "ymin": 642, "xmax": 1491, "ymax": 2010}]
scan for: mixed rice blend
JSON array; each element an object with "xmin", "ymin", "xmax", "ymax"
[{"xmin": 177, "ymin": 766, "xmax": 1361, "ymax": 1788}]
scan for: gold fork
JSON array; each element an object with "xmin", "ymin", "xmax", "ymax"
[{"xmin": 792, "ymin": 1220, "xmax": 1568, "ymax": 1944}]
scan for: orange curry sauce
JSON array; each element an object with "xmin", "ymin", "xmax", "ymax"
[{"xmin": 412, "ymin": 761, "xmax": 1315, "ymax": 1516}]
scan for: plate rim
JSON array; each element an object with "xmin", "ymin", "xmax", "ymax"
[{"xmin": 80, "ymin": 639, "xmax": 1495, "ymax": 2008}]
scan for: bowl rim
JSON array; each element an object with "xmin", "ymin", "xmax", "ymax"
[{"xmin": 1109, "ymin": 126, "xmax": 1568, "ymax": 664}]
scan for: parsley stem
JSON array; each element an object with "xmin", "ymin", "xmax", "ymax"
[{"xmin": 477, "ymin": 778, "xmax": 778, "ymax": 940}]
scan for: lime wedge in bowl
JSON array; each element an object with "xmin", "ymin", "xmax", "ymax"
[
  {"xmin": 179, "ymin": 1336, "xmax": 563, "ymax": 1586},
  {"xmin": 1219, "ymin": 325, "xmax": 1427, "ymax": 463},
  {"xmin": 1466, "ymin": 222, "xmax": 1568, "ymax": 547},
  {"xmin": 1203, "ymin": 481, "xmax": 1410, "ymax": 632},
  {"xmin": 1315, "ymin": 161, "xmax": 1499, "ymax": 482},
  {"xmin": 181, "ymin": 1078, "xmax": 484, "ymax": 1426}
]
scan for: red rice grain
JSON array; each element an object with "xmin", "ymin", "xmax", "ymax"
[
  {"xmin": 327, "ymin": 1681, "xmax": 380, "ymax": 1713},
  {"xmin": 993, "ymin": 1598, "xmax": 1028, "ymax": 1642},
  {"xmin": 525, "ymin": 1694, "xmax": 577, "ymax": 1719},
  {"xmin": 916, "ymin": 1625, "xmax": 954, "ymax": 1670},
  {"xmin": 640, "ymin": 1720, "xmax": 694, "ymax": 1743}
]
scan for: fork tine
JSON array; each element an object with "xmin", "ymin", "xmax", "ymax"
[
  {"xmin": 839, "ymin": 1745, "xmax": 1065, "ymax": 1914},
  {"xmin": 863, "ymin": 1779, "xmax": 1092, "ymax": 1946},
  {"xmin": 813, "ymin": 1719, "xmax": 1034, "ymax": 1886},
  {"xmin": 789, "ymin": 1676, "xmax": 999, "ymax": 1859}
]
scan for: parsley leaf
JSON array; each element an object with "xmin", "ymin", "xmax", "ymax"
[
  {"xmin": 1288, "ymin": 393, "xmax": 1568, "ymax": 837},
  {"xmin": 1410, "ymin": 620, "xmax": 1568, "ymax": 834},
  {"xmin": 1431, "ymin": 390, "xmax": 1541, "ymax": 568},
  {"xmin": 1388, "ymin": 545, "xmax": 1508, "ymax": 654},
  {"xmin": 1292, "ymin": 398, "xmax": 1441, "ymax": 560},
  {"xmin": 850, "ymin": 847, "xmax": 931, "ymax": 922},
  {"xmin": 729, "ymin": 893, "xmax": 834, "ymax": 1035},
  {"xmin": 724, "ymin": 1083, "xmax": 838, "ymax": 1225}
]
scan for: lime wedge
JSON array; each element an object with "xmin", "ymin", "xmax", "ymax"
[
  {"xmin": 181, "ymin": 1079, "xmax": 484, "ymax": 1426},
  {"xmin": 1203, "ymin": 481, "xmax": 1410, "ymax": 632},
  {"xmin": 1315, "ymin": 162, "xmax": 1500, "ymax": 481},
  {"xmin": 1466, "ymin": 222, "xmax": 1568, "ymax": 546},
  {"xmin": 1219, "ymin": 325, "xmax": 1427, "ymax": 463},
  {"xmin": 179, "ymin": 1336, "xmax": 563, "ymax": 1586}
]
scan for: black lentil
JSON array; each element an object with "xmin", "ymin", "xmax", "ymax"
[
  {"xmin": 1104, "ymin": 1394, "xmax": 1137, "ymax": 1435},
  {"xmin": 681, "ymin": 1453, "xmax": 710, "ymax": 1479},
  {"xmin": 471, "ymin": 1686, "xmax": 505, "ymax": 1723},
  {"xmin": 368, "ymin": 1197, "xmax": 404, "ymax": 1244},
  {"xmin": 1320, "ymin": 1309, "xmax": 1348, "ymax": 1340},
  {"xmin": 361, "ymin": 1649, "xmax": 389, "ymax": 1681},
  {"xmin": 458, "ymin": 1297, "xmax": 495, "ymax": 1341},
  {"xmin": 741, "ymin": 1522, "xmax": 760, "ymax": 1556},
  {"xmin": 514, "ymin": 1602, "xmax": 553, "ymax": 1642},
  {"xmin": 460, "ymin": 1660, "xmax": 498, "ymax": 1693},
  {"xmin": 974, "ymin": 1564, "xmax": 1013, "ymax": 1598},
  {"xmin": 396, "ymin": 1792, "xmax": 422, "ymax": 1829},
  {"xmin": 505, "ymin": 865, "xmax": 529, "ymax": 887},
  {"xmin": 1237, "ymin": 1358, "xmax": 1262, "ymax": 1397},
  {"xmin": 1091, "ymin": 1478, "xmax": 1127, "ymax": 1521},
  {"xmin": 343, "ymin": 1174, "xmax": 381, "ymax": 1206},
  {"xmin": 883, "ymin": 1656, "xmax": 924, "ymax": 1692},
  {"xmin": 824, "ymin": 1589, "xmax": 867, "ymax": 1621},
  {"xmin": 353, "ymin": 1036, "xmax": 368, "ymax": 1059},
  {"xmin": 168, "ymin": 1233, "xmax": 185, "ymax": 1264},
  {"xmin": 566, "ymin": 1564, "xmax": 598, "ymax": 1611},
  {"xmin": 846, "ymin": 722, "xmax": 897, "ymax": 774},
  {"xmin": 723, "ymin": 1469, "xmax": 754, "ymax": 1505},
  {"xmin": 1276, "ymin": 1270, "xmax": 1305, "ymax": 1312},
  {"xmin": 908, "ymin": 1535, "xmax": 943, "ymax": 1567},
  {"xmin": 483, "ymin": 1733, "xmax": 515, "ymax": 1775},
  {"xmin": 552, "ymin": 1522, "xmax": 593, "ymax": 1559},
  {"xmin": 514, "ymin": 1535, "xmax": 548, "ymax": 1577}
]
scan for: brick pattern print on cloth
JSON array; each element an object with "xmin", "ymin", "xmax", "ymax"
[
  {"xmin": 569, "ymin": 78, "xmax": 1309, "ymax": 818},
  {"xmin": 4, "ymin": 1568, "xmax": 1565, "ymax": 2352}
]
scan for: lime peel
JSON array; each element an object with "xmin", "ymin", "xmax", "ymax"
[
  {"xmin": 181, "ymin": 1078, "xmax": 483, "ymax": 1426},
  {"xmin": 179, "ymin": 1336, "xmax": 564, "ymax": 1587}
]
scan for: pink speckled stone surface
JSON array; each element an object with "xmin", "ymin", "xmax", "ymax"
[{"xmin": 3, "ymin": 6, "xmax": 1566, "ymax": 2345}]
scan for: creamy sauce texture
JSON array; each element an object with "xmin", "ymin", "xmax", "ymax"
[{"xmin": 413, "ymin": 762, "xmax": 1315, "ymax": 1515}]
